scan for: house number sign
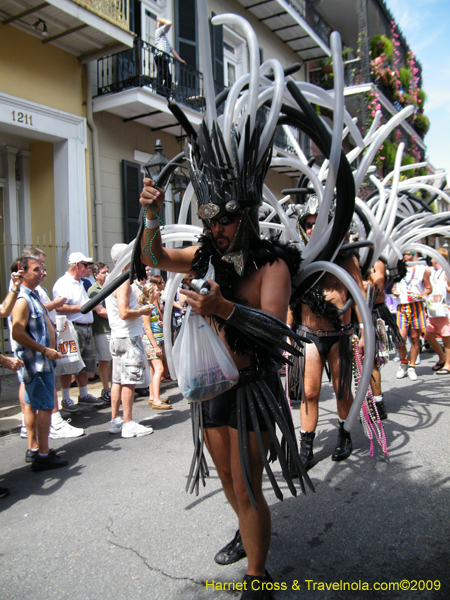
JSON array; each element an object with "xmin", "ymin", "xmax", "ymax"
[{"xmin": 11, "ymin": 110, "xmax": 34, "ymax": 126}]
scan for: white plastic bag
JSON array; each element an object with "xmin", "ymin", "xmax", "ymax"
[
  {"xmin": 55, "ymin": 320, "xmax": 86, "ymax": 376},
  {"xmin": 173, "ymin": 305, "xmax": 239, "ymax": 401}
]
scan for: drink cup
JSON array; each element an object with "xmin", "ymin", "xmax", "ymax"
[{"xmin": 56, "ymin": 315, "xmax": 66, "ymax": 334}]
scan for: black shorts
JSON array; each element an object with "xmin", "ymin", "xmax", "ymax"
[{"xmin": 202, "ymin": 372, "xmax": 279, "ymax": 431}]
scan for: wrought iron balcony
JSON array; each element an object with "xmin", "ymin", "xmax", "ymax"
[
  {"xmin": 95, "ymin": 39, "xmax": 309, "ymax": 158},
  {"xmin": 309, "ymin": 58, "xmax": 365, "ymax": 90},
  {"xmin": 286, "ymin": 0, "xmax": 330, "ymax": 47},
  {"xmin": 96, "ymin": 39, "xmax": 217, "ymax": 112}
]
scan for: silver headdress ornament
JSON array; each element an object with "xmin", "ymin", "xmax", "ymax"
[
  {"xmin": 296, "ymin": 193, "xmax": 320, "ymax": 225},
  {"xmin": 186, "ymin": 118, "xmax": 273, "ymax": 227}
]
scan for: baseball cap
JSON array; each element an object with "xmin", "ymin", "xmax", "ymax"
[{"xmin": 68, "ymin": 252, "xmax": 93, "ymax": 265}]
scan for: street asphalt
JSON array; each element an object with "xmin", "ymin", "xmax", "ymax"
[{"xmin": 0, "ymin": 349, "xmax": 449, "ymax": 600}]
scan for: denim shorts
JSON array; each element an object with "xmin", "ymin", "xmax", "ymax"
[{"xmin": 25, "ymin": 371, "xmax": 55, "ymax": 410}]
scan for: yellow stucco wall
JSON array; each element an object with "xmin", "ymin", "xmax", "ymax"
[
  {"xmin": 0, "ymin": 25, "xmax": 85, "ymax": 116},
  {"xmin": 29, "ymin": 141, "xmax": 58, "ymax": 287}
]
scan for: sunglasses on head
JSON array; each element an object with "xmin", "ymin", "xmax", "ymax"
[
  {"xmin": 210, "ymin": 214, "xmax": 239, "ymax": 227},
  {"xmin": 305, "ymin": 221, "xmax": 316, "ymax": 229}
]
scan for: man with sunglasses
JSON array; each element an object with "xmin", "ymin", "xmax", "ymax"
[
  {"xmin": 53, "ymin": 252, "xmax": 104, "ymax": 411},
  {"xmin": 138, "ymin": 118, "xmax": 309, "ymax": 599},
  {"xmin": 392, "ymin": 251, "xmax": 431, "ymax": 380}
]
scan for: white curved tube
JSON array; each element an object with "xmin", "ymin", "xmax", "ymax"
[
  {"xmin": 177, "ymin": 183, "xmax": 195, "ymax": 226},
  {"xmin": 406, "ymin": 244, "xmax": 450, "ymax": 281},
  {"xmin": 294, "ymin": 261, "xmax": 375, "ymax": 431},
  {"xmin": 262, "ymin": 185, "xmax": 301, "ymax": 242},
  {"xmin": 162, "ymin": 272, "xmax": 185, "ymax": 378},
  {"xmin": 282, "ymin": 124, "xmax": 308, "ymax": 162},
  {"xmin": 354, "ymin": 105, "xmax": 415, "ymax": 190},
  {"xmin": 199, "ymin": 0, "xmax": 217, "ymax": 131},
  {"xmin": 293, "ymin": 82, "xmax": 364, "ymax": 149},
  {"xmin": 311, "ymin": 33, "xmax": 345, "ymax": 247},
  {"xmin": 258, "ymin": 59, "xmax": 285, "ymax": 162},
  {"xmin": 221, "ymin": 72, "xmax": 250, "ymax": 158},
  {"xmin": 363, "ymin": 110, "xmax": 382, "ymax": 145},
  {"xmin": 212, "ymin": 13, "xmax": 260, "ymax": 162}
]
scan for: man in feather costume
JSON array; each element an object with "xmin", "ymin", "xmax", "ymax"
[{"xmin": 139, "ymin": 118, "xmax": 312, "ymax": 598}]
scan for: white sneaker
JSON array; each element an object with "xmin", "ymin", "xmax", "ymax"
[
  {"xmin": 20, "ymin": 426, "xmax": 28, "ymax": 439},
  {"xmin": 407, "ymin": 366, "xmax": 418, "ymax": 381},
  {"xmin": 396, "ymin": 363, "xmax": 408, "ymax": 379},
  {"xmin": 121, "ymin": 420, "xmax": 154, "ymax": 438},
  {"xmin": 61, "ymin": 397, "xmax": 78, "ymax": 412},
  {"xmin": 415, "ymin": 355, "xmax": 421, "ymax": 365},
  {"xmin": 393, "ymin": 356, "xmax": 400, "ymax": 362},
  {"xmin": 109, "ymin": 416, "xmax": 124, "ymax": 434},
  {"xmin": 50, "ymin": 418, "xmax": 85, "ymax": 439},
  {"xmin": 78, "ymin": 393, "xmax": 103, "ymax": 406}
]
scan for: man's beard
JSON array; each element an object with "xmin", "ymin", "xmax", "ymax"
[{"xmin": 214, "ymin": 234, "xmax": 232, "ymax": 251}]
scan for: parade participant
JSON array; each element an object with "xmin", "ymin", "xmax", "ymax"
[
  {"xmin": 364, "ymin": 258, "xmax": 405, "ymax": 420},
  {"xmin": 139, "ymin": 119, "xmax": 311, "ymax": 597},
  {"xmin": 392, "ymin": 251, "xmax": 431, "ymax": 381},
  {"xmin": 425, "ymin": 248, "xmax": 450, "ymax": 374},
  {"xmin": 288, "ymin": 200, "xmax": 366, "ymax": 470}
]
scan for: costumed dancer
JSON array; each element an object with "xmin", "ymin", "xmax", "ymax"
[
  {"xmin": 363, "ymin": 257, "xmax": 405, "ymax": 420},
  {"xmin": 392, "ymin": 251, "xmax": 431, "ymax": 381},
  {"xmin": 288, "ymin": 198, "xmax": 366, "ymax": 470},
  {"xmin": 138, "ymin": 17, "xmax": 315, "ymax": 598},
  {"xmin": 139, "ymin": 131, "xmax": 310, "ymax": 596}
]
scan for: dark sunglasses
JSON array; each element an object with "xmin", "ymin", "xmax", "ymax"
[
  {"xmin": 305, "ymin": 221, "xmax": 316, "ymax": 229},
  {"xmin": 80, "ymin": 262, "xmax": 92, "ymax": 267},
  {"xmin": 210, "ymin": 214, "xmax": 239, "ymax": 227}
]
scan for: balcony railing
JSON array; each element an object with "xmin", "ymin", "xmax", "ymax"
[
  {"xmin": 96, "ymin": 40, "xmax": 310, "ymax": 157},
  {"xmin": 74, "ymin": 0, "xmax": 129, "ymax": 30},
  {"xmin": 96, "ymin": 39, "xmax": 218, "ymax": 112},
  {"xmin": 309, "ymin": 58, "xmax": 365, "ymax": 90},
  {"xmin": 286, "ymin": 0, "xmax": 330, "ymax": 47}
]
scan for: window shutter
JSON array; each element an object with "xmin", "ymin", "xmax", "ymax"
[
  {"xmin": 211, "ymin": 14, "xmax": 224, "ymax": 86},
  {"xmin": 175, "ymin": 0, "xmax": 197, "ymax": 69},
  {"xmin": 122, "ymin": 160, "xmax": 143, "ymax": 244}
]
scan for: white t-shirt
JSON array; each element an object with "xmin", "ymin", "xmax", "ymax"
[
  {"xmin": 106, "ymin": 285, "xmax": 143, "ymax": 338},
  {"xmin": 52, "ymin": 272, "xmax": 93, "ymax": 324},
  {"xmin": 396, "ymin": 265, "xmax": 427, "ymax": 304}
]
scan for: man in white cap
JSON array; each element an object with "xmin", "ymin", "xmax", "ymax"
[{"xmin": 53, "ymin": 252, "xmax": 104, "ymax": 411}]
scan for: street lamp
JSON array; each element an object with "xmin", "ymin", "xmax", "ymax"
[{"xmin": 144, "ymin": 139, "xmax": 169, "ymax": 223}]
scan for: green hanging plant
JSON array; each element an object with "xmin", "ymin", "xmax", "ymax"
[
  {"xmin": 401, "ymin": 154, "xmax": 416, "ymax": 178},
  {"xmin": 414, "ymin": 113, "xmax": 430, "ymax": 137},
  {"xmin": 370, "ymin": 35, "xmax": 394, "ymax": 62},
  {"xmin": 399, "ymin": 67, "xmax": 411, "ymax": 90}
]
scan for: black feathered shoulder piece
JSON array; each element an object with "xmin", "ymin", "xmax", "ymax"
[{"xmin": 190, "ymin": 234, "xmax": 302, "ymax": 358}]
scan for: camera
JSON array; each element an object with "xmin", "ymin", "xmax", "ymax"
[{"xmin": 190, "ymin": 279, "xmax": 210, "ymax": 295}]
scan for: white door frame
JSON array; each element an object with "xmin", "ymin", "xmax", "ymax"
[{"xmin": 0, "ymin": 92, "xmax": 88, "ymax": 277}]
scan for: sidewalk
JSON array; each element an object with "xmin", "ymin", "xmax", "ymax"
[
  {"xmin": 0, "ymin": 372, "xmax": 107, "ymax": 436},
  {"xmin": 0, "ymin": 374, "xmax": 177, "ymax": 436}
]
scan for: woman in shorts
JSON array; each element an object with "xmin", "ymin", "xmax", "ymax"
[
  {"xmin": 139, "ymin": 283, "xmax": 172, "ymax": 410},
  {"xmin": 425, "ymin": 248, "xmax": 450, "ymax": 374}
]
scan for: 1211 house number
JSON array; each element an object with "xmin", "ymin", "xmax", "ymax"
[{"xmin": 11, "ymin": 110, "xmax": 33, "ymax": 125}]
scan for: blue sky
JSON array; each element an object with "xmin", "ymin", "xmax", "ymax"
[{"xmin": 385, "ymin": 0, "xmax": 450, "ymax": 181}]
